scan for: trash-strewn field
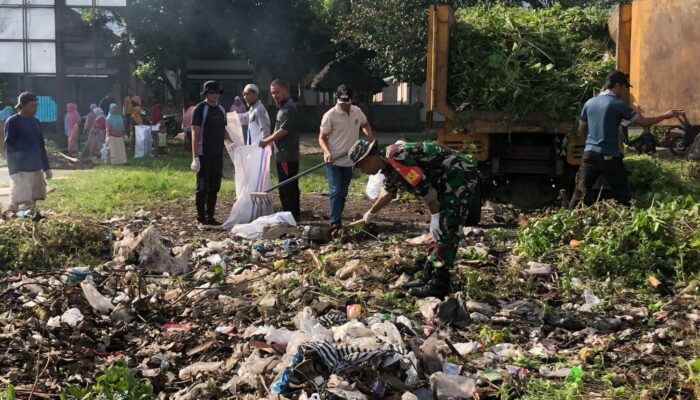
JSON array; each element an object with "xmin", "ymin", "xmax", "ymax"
[{"xmin": 1, "ymin": 150, "xmax": 699, "ymax": 400}]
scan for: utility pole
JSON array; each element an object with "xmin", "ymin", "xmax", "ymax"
[{"xmin": 55, "ymin": 0, "xmax": 67, "ymax": 149}]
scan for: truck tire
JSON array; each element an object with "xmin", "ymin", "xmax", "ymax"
[{"xmin": 465, "ymin": 182, "xmax": 482, "ymax": 226}]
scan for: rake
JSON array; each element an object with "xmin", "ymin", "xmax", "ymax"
[{"xmin": 250, "ymin": 153, "xmax": 348, "ymax": 208}]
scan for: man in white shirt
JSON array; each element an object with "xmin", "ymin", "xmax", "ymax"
[
  {"xmin": 238, "ymin": 84, "xmax": 271, "ymax": 145},
  {"xmin": 319, "ymin": 85, "xmax": 373, "ymax": 232}
]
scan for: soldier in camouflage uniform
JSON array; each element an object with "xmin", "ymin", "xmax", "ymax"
[{"xmin": 348, "ymin": 139, "xmax": 481, "ymax": 298}]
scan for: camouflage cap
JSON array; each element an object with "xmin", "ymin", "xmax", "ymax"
[{"xmin": 348, "ymin": 139, "xmax": 378, "ymax": 167}]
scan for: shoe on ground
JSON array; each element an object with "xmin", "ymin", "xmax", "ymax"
[
  {"xmin": 408, "ymin": 269, "xmax": 451, "ymax": 298},
  {"xmin": 329, "ymin": 222, "xmax": 342, "ymax": 236},
  {"xmin": 204, "ymin": 217, "xmax": 222, "ymax": 226},
  {"xmin": 402, "ymin": 264, "xmax": 434, "ymax": 289}
]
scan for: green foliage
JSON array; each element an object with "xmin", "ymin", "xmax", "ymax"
[
  {"xmin": 625, "ymin": 155, "xmax": 700, "ymax": 206},
  {"xmin": 0, "ymin": 218, "xmax": 108, "ymax": 270},
  {"xmin": 336, "ymin": 0, "xmax": 429, "ymax": 83},
  {"xmin": 61, "ymin": 360, "xmax": 153, "ymax": 400},
  {"xmin": 449, "ymin": 4, "xmax": 614, "ymax": 121},
  {"xmin": 517, "ymin": 197, "xmax": 700, "ymax": 283},
  {"xmin": 0, "ymin": 384, "xmax": 15, "ymax": 400}
]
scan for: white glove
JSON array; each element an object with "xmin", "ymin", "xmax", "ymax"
[
  {"xmin": 190, "ymin": 158, "xmax": 200, "ymax": 172},
  {"xmin": 430, "ymin": 212, "xmax": 442, "ymax": 241},
  {"xmin": 44, "ymin": 170, "xmax": 52, "ymax": 180},
  {"xmin": 363, "ymin": 210, "xmax": 377, "ymax": 224}
]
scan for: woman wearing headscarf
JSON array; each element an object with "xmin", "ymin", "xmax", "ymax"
[
  {"xmin": 0, "ymin": 105, "xmax": 14, "ymax": 156},
  {"xmin": 230, "ymin": 96, "xmax": 247, "ymax": 113},
  {"xmin": 83, "ymin": 103, "xmax": 97, "ymax": 135},
  {"xmin": 106, "ymin": 103, "xmax": 127, "ymax": 165},
  {"xmin": 91, "ymin": 107, "xmax": 107, "ymax": 156},
  {"xmin": 150, "ymin": 103, "xmax": 163, "ymax": 125},
  {"xmin": 64, "ymin": 103, "xmax": 81, "ymax": 155}
]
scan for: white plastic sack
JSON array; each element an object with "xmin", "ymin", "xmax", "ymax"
[
  {"xmin": 365, "ymin": 172, "xmax": 385, "ymax": 200},
  {"xmin": 226, "ymin": 112, "xmax": 245, "ymax": 147},
  {"xmin": 80, "ymin": 276, "xmax": 115, "ymax": 314},
  {"xmin": 231, "ymin": 212, "xmax": 297, "ymax": 240},
  {"xmin": 222, "ymin": 144, "xmax": 274, "ymax": 228},
  {"xmin": 134, "ymin": 125, "xmax": 152, "ymax": 158}
]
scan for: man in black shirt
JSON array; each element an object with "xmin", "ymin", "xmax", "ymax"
[
  {"xmin": 260, "ymin": 79, "xmax": 300, "ymax": 220},
  {"xmin": 191, "ymin": 81, "xmax": 232, "ymax": 226},
  {"xmin": 98, "ymin": 92, "xmax": 117, "ymax": 115}
]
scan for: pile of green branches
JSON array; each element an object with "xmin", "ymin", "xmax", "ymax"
[
  {"xmin": 449, "ymin": 4, "xmax": 615, "ymax": 122},
  {"xmin": 0, "ymin": 218, "xmax": 109, "ymax": 270}
]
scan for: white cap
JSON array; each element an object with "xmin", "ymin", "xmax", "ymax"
[{"xmin": 243, "ymin": 84, "xmax": 259, "ymax": 94}]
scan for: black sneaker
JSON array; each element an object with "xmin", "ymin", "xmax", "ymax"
[
  {"xmin": 196, "ymin": 216, "xmax": 207, "ymax": 225},
  {"xmin": 204, "ymin": 217, "xmax": 222, "ymax": 226},
  {"xmin": 408, "ymin": 269, "xmax": 451, "ymax": 298}
]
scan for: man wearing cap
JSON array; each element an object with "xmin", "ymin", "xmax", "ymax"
[
  {"xmin": 238, "ymin": 84, "xmax": 271, "ymax": 145},
  {"xmin": 260, "ymin": 79, "xmax": 300, "ymax": 221},
  {"xmin": 3, "ymin": 92, "xmax": 51, "ymax": 212},
  {"xmin": 576, "ymin": 70, "xmax": 684, "ymax": 206},
  {"xmin": 348, "ymin": 139, "xmax": 480, "ymax": 298},
  {"xmin": 319, "ymin": 85, "xmax": 373, "ymax": 232},
  {"xmin": 191, "ymin": 81, "xmax": 233, "ymax": 226}
]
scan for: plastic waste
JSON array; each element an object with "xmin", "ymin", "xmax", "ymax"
[
  {"xmin": 265, "ymin": 327, "xmax": 294, "ymax": 346},
  {"xmin": 346, "ymin": 304, "xmax": 363, "ymax": 320},
  {"xmin": 178, "ymin": 361, "xmax": 223, "ymax": 380},
  {"xmin": 429, "ymin": 372, "xmax": 476, "ymax": 400},
  {"xmin": 60, "ymin": 308, "xmax": 84, "ymax": 327},
  {"xmin": 270, "ymin": 368, "xmax": 291, "ymax": 394},
  {"xmin": 80, "ymin": 276, "xmax": 115, "ymax": 314},
  {"xmin": 67, "ymin": 267, "xmax": 91, "ymax": 283},
  {"xmin": 365, "ymin": 172, "xmax": 385, "ymax": 200}
]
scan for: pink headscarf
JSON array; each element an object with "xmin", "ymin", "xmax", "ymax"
[
  {"xmin": 64, "ymin": 103, "xmax": 80, "ymax": 134},
  {"xmin": 230, "ymin": 96, "xmax": 247, "ymax": 113},
  {"xmin": 84, "ymin": 103, "xmax": 97, "ymax": 132}
]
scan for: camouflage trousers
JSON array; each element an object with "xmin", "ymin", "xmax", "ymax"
[{"xmin": 427, "ymin": 159, "xmax": 480, "ymax": 270}]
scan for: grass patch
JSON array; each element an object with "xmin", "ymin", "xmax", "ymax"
[
  {"xmin": 0, "ymin": 217, "xmax": 109, "ymax": 269},
  {"xmin": 43, "ymin": 140, "xmax": 369, "ymax": 217}
]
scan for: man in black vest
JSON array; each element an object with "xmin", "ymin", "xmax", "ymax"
[{"xmin": 191, "ymin": 81, "xmax": 233, "ymax": 226}]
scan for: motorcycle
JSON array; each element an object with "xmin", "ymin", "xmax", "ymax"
[
  {"xmin": 161, "ymin": 114, "xmax": 180, "ymax": 138},
  {"xmin": 658, "ymin": 113, "xmax": 699, "ymax": 157}
]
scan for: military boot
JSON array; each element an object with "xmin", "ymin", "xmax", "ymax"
[
  {"xmin": 401, "ymin": 262, "xmax": 434, "ymax": 289},
  {"xmin": 408, "ymin": 269, "xmax": 451, "ymax": 298}
]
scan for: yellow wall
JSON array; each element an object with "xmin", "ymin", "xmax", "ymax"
[{"xmin": 629, "ymin": 0, "xmax": 700, "ymax": 124}]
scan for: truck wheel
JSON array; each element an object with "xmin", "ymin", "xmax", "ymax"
[
  {"xmin": 465, "ymin": 182, "xmax": 482, "ymax": 226},
  {"xmin": 669, "ymin": 137, "xmax": 689, "ymax": 157}
]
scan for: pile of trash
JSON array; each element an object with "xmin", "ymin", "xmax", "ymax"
[{"xmin": 1, "ymin": 211, "xmax": 699, "ymax": 399}]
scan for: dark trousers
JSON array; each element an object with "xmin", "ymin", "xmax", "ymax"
[
  {"xmin": 326, "ymin": 164, "xmax": 353, "ymax": 225},
  {"xmin": 276, "ymin": 160, "xmax": 300, "ymax": 220},
  {"xmin": 196, "ymin": 154, "xmax": 223, "ymax": 219},
  {"xmin": 580, "ymin": 151, "xmax": 631, "ymax": 206}
]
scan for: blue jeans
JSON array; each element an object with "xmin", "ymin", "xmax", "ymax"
[{"xmin": 326, "ymin": 164, "xmax": 353, "ymax": 225}]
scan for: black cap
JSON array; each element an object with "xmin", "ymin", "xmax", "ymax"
[
  {"xmin": 336, "ymin": 84, "xmax": 353, "ymax": 104},
  {"xmin": 605, "ymin": 70, "xmax": 632, "ymax": 88},
  {"xmin": 201, "ymin": 80, "xmax": 223, "ymax": 95},
  {"xmin": 16, "ymin": 91, "xmax": 38, "ymax": 108}
]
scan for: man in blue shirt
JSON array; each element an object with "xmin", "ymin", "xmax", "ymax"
[
  {"xmin": 3, "ymin": 92, "xmax": 52, "ymax": 211},
  {"xmin": 577, "ymin": 70, "xmax": 684, "ymax": 206}
]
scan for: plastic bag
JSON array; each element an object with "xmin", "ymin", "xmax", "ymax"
[
  {"xmin": 134, "ymin": 125, "xmax": 151, "ymax": 158},
  {"xmin": 225, "ymin": 112, "xmax": 245, "ymax": 146},
  {"xmin": 221, "ymin": 145, "xmax": 274, "ymax": 228},
  {"xmin": 80, "ymin": 276, "xmax": 115, "ymax": 314},
  {"xmin": 365, "ymin": 172, "xmax": 385, "ymax": 200},
  {"xmin": 60, "ymin": 308, "xmax": 84, "ymax": 327},
  {"xmin": 230, "ymin": 212, "xmax": 296, "ymax": 240},
  {"xmin": 100, "ymin": 142, "xmax": 110, "ymax": 164}
]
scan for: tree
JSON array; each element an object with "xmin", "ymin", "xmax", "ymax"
[{"xmin": 336, "ymin": 0, "xmax": 430, "ymax": 84}]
